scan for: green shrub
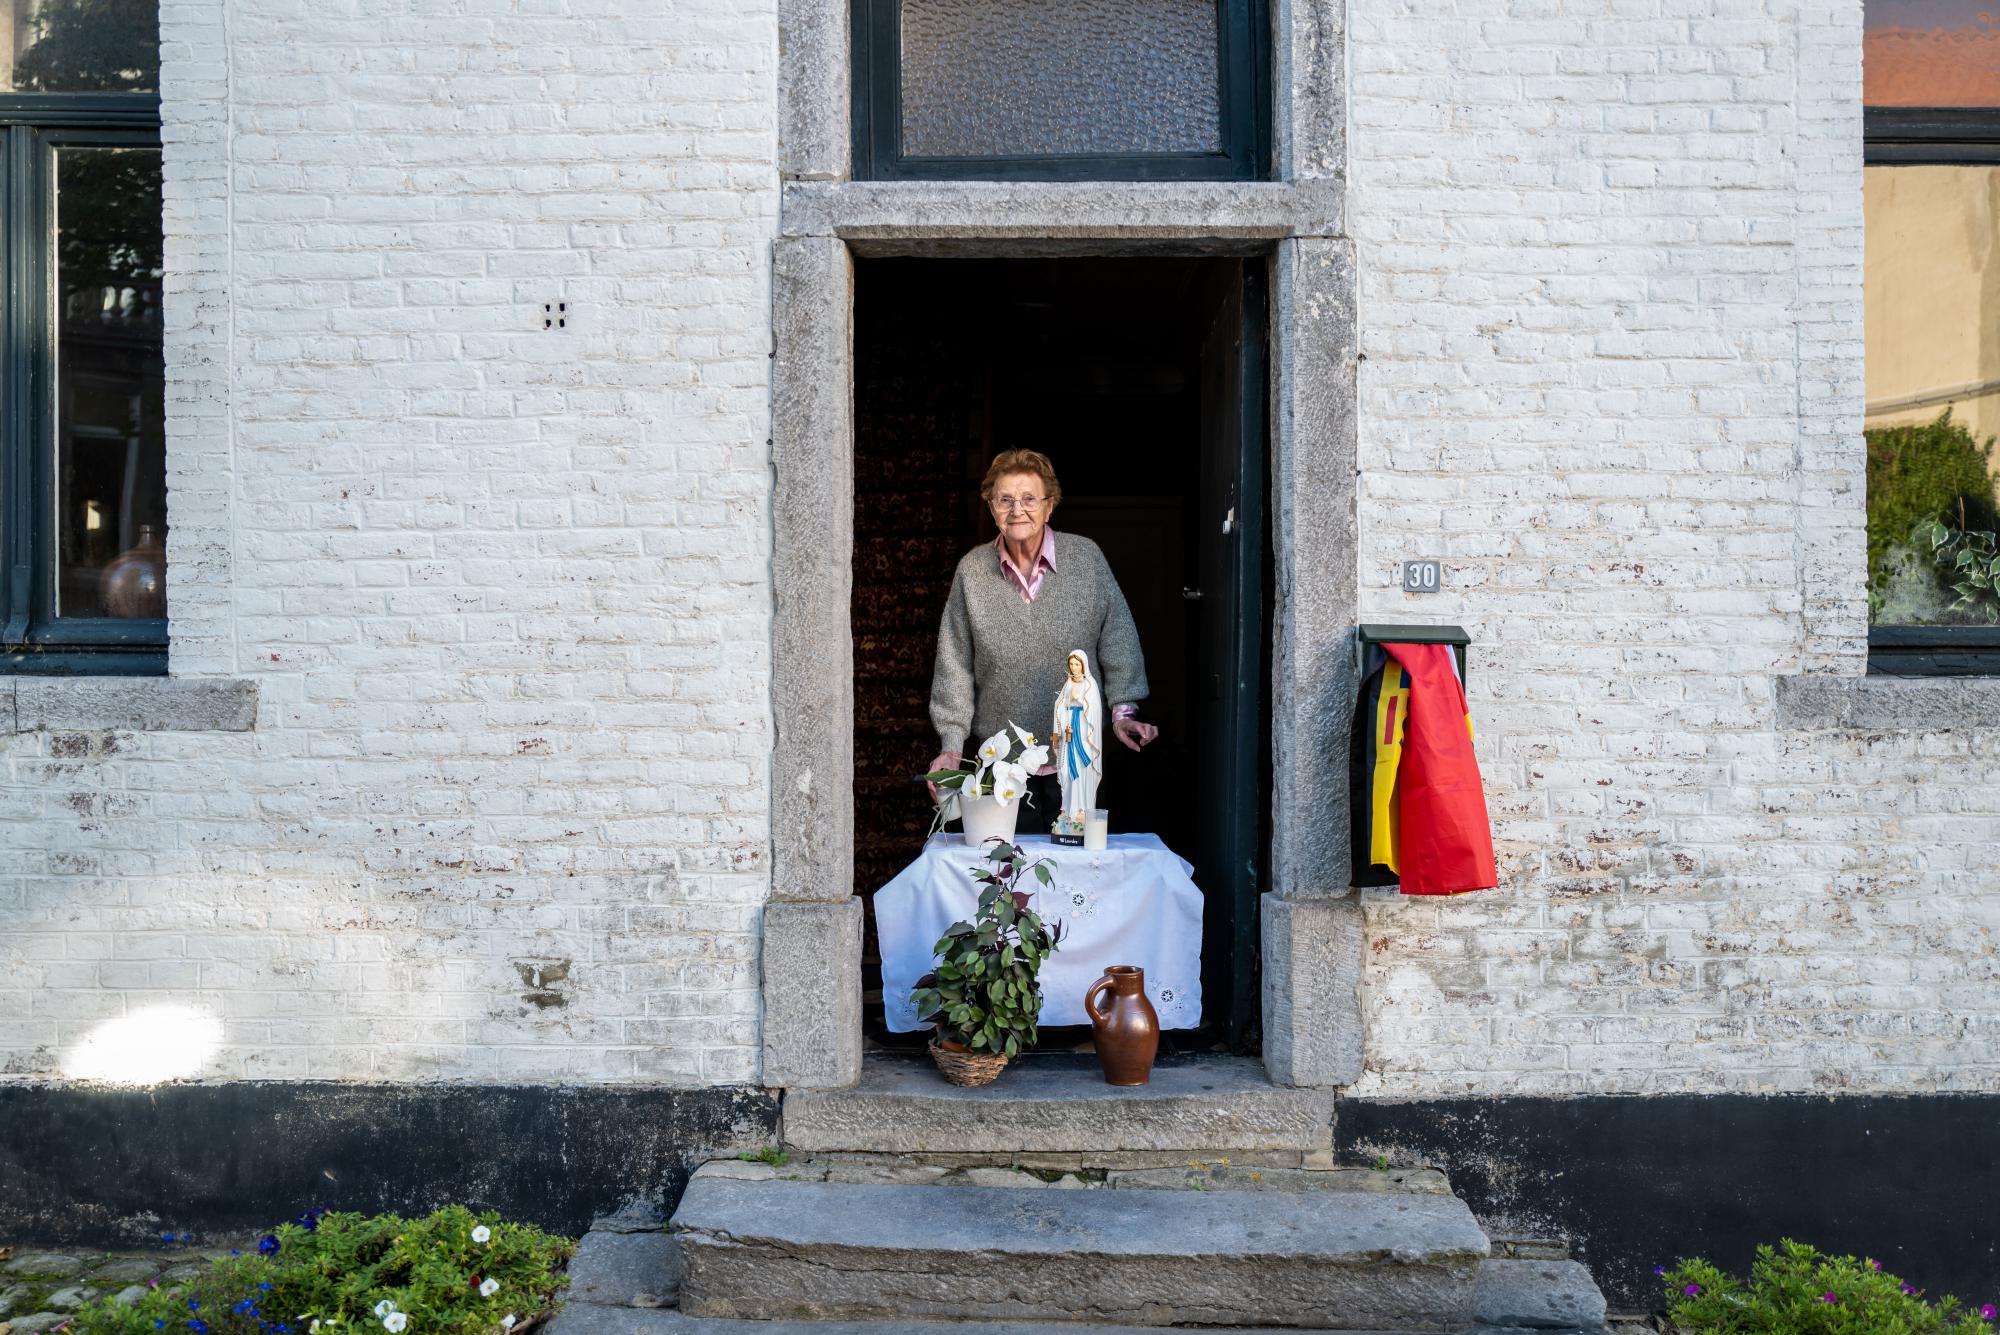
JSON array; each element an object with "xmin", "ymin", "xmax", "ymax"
[
  {"xmin": 1866, "ymin": 410, "xmax": 1998, "ymax": 597},
  {"xmin": 69, "ymin": 1207, "xmax": 572, "ymax": 1335},
  {"xmin": 1661, "ymin": 1239, "xmax": 1993, "ymax": 1334}
]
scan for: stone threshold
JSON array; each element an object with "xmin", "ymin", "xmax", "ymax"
[{"xmin": 780, "ymin": 1052, "xmax": 1336, "ymax": 1161}]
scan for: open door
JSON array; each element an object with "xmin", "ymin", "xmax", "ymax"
[{"xmin": 1191, "ymin": 257, "xmax": 1269, "ymax": 1048}]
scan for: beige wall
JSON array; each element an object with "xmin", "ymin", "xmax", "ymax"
[{"xmin": 1865, "ymin": 163, "xmax": 2000, "ymax": 455}]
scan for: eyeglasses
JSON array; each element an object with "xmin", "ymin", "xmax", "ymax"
[{"xmin": 992, "ymin": 495, "xmax": 1047, "ymax": 513}]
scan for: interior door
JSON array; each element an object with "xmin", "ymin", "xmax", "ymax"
[{"xmin": 1191, "ymin": 257, "xmax": 1269, "ymax": 1048}]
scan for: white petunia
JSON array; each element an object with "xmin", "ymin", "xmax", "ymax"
[
  {"xmin": 470, "ymin": 1225, "xmax": 492, "ymax": 1244},
  {"xmin": 373, "ymin": 1302, "xmax": 397, "ymax": 1319},
  {"xmin": 1016, "ymin": 744, "xmax": 1049, "ymax": 771},
  {"xmin": 479, "ymin": 1279, "xmax": 500, "ymax": 1298},
  {"xmin": 977, "ymin": 730, "xmax": 1011, "ymax": 764},
  {"xmin": 383, "ymin": 1314, "xmax": 409, "ymax": 1333}
]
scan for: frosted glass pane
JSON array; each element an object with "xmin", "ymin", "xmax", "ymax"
[{"xmin": 899, "ymin": 0, "xmax": 1222, "ymax": 158}]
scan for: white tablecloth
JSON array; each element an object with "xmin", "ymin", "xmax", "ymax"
[{"xmin": 876, "ymin": 833, "xmax": 1204, "ymax": 1032}]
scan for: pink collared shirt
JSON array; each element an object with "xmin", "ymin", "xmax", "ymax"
[{"xmin": 996, "ymin": 528, "xmax": 1138, "ymax": 724}]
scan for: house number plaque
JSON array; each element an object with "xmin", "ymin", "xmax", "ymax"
[{"xmin": 1402, "ymin": 560, "xmax": 1441, "ymax": 593}]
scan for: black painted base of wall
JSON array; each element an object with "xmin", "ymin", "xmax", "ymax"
[
  {"xmin": 0, "ymin": 1083, "xmax": 779, "ymax": 1247},
  {"xmin": 1339, "ymin": 1093, "xmax": 2000, "ymax": 1312}
]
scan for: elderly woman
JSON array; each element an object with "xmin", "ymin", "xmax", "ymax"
[{"xmin": 928, "ymin": 449, "xmax": 1159, "ymax": 819}]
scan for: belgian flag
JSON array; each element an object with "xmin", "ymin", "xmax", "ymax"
[{"xmin": 1351, "ymin": 641, "xmax": 1496, "ymax": 895}]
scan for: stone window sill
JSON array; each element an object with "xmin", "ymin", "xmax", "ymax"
[
  {"xmin": 5, "ymin": 677, "xmax": 258, "ymax": 733},
  {"xmin": 1775, "ymin": 674, "xmax": 2000, "ymax": 732}
]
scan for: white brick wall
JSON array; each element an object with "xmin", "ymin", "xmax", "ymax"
[
  {"xmin": 1350, "ymin": 0, "xmax": 2000, "ymax": 1094},
  {"xmin": 0, "ymin": 0, "xmax": 778, "ymax": 1082}
]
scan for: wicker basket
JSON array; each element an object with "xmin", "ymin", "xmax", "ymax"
[{"xmin": 929, "ymin": 1034, "xmax": 1009, "ymax": 1087}]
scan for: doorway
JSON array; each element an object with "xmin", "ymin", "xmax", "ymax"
[{"xmin": 850, "ymin": 255, "xmax": 1272, "ymax": 1050}]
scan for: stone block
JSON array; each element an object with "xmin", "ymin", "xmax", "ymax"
[
  {"xmin": 784, "ymin": 1054, "xmax": 1333, "ymax": 1155},
  {"xmin": 672, "ymin": 1176, "xmax": 1487, "ymax": 1329},
  {"xmin": 565, "ymin": 1230, "xmax": 680, "ymax": 1310},
  {"xmin": 777, "ymin": 0, "xmax": 846, "ymax": 180},
  {"xmin": 2, "ymin": 1257, "xmax": 80, "ymax": 1280},
  {"xmin": 1474, "ymin": 1259, "xmax": 1608, "ymax": 1331},
  {"xmin": 759, "ymin": 898, "xmax": 861, "ymax": 1090},
  {"xmin": 1108, "ymin": 1164, "xmax": 1450, "ymax": 1195},
  {"xmin": 43, "ymin": 1288, "xmax": 95, "ymax": 1312},
  {"xmin": 1776, "ymin": 674, "xmax": 2000, "ymax": 732},
  {"xmin": 13, "ymin": 678, "xmax": 257, "ymax": 733},
  {"xmin": 93, "ymin": 1260, "xmax": 164, "ymax": 1285},
  {"xmin": 1262, "ymin": 894, "xmax": 1364, "ymax": 1088},
  {"xmin": 770, "ymin": 233, "xmax": 855, "ymax": 907}
]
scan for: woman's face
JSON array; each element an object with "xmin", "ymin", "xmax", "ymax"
[
  {"xmin": 1067, "ymin": 654, "xmax": 1083, "ymax": 681},
  {"xmin": 990, "ymin": 471, "xmax": 1051, "ymax": 549}
]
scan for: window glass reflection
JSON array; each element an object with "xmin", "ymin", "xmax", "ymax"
[
  {"xmin": 1865, "ymin": 163, "xmax": 2000, "ymax": 627},
  {"xmin": 55, "ymin": 144, "xmax": 165, "ymax": 621},
  {"xmin": 1866, "ymin": 1, "xmax": 2000, "ymax": 107},
  {"xmin": 0, "ymin": 0, "xmax": 158, "ymax": 92}
]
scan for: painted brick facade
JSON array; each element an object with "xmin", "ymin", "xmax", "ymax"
[
  {"xmin": 1351, "ymin": 0, "xmax": 2000, "ymax": 1095},
  {"xmin": 1, "ymin": 0, "xmax": 778, "ymax": 1082}
]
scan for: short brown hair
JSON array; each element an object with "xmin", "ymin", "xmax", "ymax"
[{"xmin": 979, "ymin": 449, "xmax": 1062, "ymax": 514}]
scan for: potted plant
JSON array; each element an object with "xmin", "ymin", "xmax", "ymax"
[
  {"xmin": 924, "ymin": 723, "xmax": 1051, "ymax": 845},
  {"xmin": 910, "ymin": 840, "xmax": 1065, "ymax": 1086}
]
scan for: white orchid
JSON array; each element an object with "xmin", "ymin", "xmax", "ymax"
[
  {"xmin": 471, "ymin": 1224, "xmax": 492, "ymax": 1244},
  {"xmin": 990, "ymin": 764, "xmax": 1027, "ymax": 803},
  {"xmin": 373, "ymin": 1302, "xmax": 397, "ymax": 1319},
  {"xmin": 383, "ymin": 1314, "xmax": 409, "ymax": 1334},
  {"xmin": 1017, "ymin": 743, "xmax": 1050, "ymax": 771},
  {"xmin": 977, "ymin": 730, "xmax": 1011, "ymax": 765},
  {"xmin": 1010, "ymin": 723, "xmax": 1037, "ymax": 745},
  {"xmin": 479, "ymin": 1279, "xmax": 500, "ymax": 1298}
]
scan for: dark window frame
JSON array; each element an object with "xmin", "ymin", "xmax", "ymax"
[
  {"xmin": 850, "ymin": 0, "xmax": 1271, "ymax": 182},
  {"xmin": 1864, "ymin": 105, "xmax": 2000, "ymax": 675},
  {"xmin": 0, "ymin": 91, "xmax": 165, "ymax": 676}
]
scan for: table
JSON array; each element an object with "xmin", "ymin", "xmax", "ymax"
[{"xmin": 876, "ymin": 833, "xmax": 1204, "ymax": 1032}]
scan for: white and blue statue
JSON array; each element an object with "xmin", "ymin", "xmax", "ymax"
[{"xmin": 1051, "ymin": 648, "xmax": 1104, "ymax": 836}]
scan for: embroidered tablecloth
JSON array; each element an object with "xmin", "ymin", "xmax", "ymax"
[{"xmin": 876, "ymin": 833, "xmax": 1204, "ymax": 1032}]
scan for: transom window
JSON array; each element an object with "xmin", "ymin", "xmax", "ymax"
[
  {"xmin": 0, "ymin": 0, "xmax": 164, "ymax": 674},
  {"xmin": 1864, "ymin": 0, "xmax": 2000, "ymax": 673},
  {"xmin": 851, "ymin": 0, "xmax": 1270, "ymax": 181}
]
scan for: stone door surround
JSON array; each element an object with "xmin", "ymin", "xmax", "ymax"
[{"xmin": 762, "ymin": 0, "xmax": 1361, "ymax": 1092}]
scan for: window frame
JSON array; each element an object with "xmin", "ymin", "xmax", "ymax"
[
  {"xmin": 1864, "ymin": 105, "xmax": 2000, "ymax": 675},
  {"xmin": 0, "ymin": 91, "xmax": 165, "ymax": 676},
  {"xmin": 850, "ymin": 0, "xmax": 1271, "ymax": 182}
]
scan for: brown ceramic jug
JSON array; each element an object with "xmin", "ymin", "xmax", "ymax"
[{"xmin": 1085, "ymin": 964, "xmax": 1159, "ymax": 1086}]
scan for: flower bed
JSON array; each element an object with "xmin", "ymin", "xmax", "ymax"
[
  {"xmin": 65, "ymin": 1208, "xmax": 572, "ymax": 1335},
  {"xmin": 1660, "ymin": 1239, "xmax": 1994, "ymax": 1334}
]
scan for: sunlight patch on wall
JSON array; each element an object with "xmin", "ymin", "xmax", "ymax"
[{"xmin": 62, "ymin": 1003, "xmax": 223, "ymax": 1084}]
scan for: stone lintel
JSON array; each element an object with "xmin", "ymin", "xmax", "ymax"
[
  {"xmin": 1776, "ymin": 673, "xmax": 2000, "ymax": 732},
  {"xmin": 781, "ymin": 179, "xmax": 1344, "ymax": 247},
  {"xmin": 11, "ymin": 677, "xmax": 259, "ymax": 733},
  {"xmin": 1262, "ymin": 894, "xmax": 1364, "ymax": 1089},
  {"xmin": 760, "ymin": 898, "xmax": 862, "ymax": 1091},
  {"xmin": 770, "ymin": 235, "xmax": 855, "ymax": 906}
]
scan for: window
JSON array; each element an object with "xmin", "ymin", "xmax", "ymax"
[
  {"xmin": 1865, "ymin": 1, "xmax": 2000, "ymax": 673},
  {"xmin": 851, "ymin": 0, "xmax": 1269, "ymax": 181},
  {"xmin": 0, "ymin": 0, "xmax": 165, "ymax": 674}
]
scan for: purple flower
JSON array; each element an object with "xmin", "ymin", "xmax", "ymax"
[
  {"xmin": 1904, "ymin": 1283, "xmax": 1918, "ymax": 1295},
  {"xmin": 1653, "ymin": 1265, "xmax": 1666, "ymax": 1276},
  {"xmin": 1820, "ymin": 1292, "xmax": 1838, "ymax": 1304},
  {"xmin": 1683, "ymin": 1283, "xmax": 1702, "ymax": 1296},
  {"xmin": 188, "ymin": 1321, "xmax": 208, "ymax": 1334},
  {"xmin": 160, "ymin": 1233, "xmax": 175, "ymax": 1243},
  {"xmin": 1869, "ymin": 1259, "xmax": 1881, "ymax": 1271},
  {"xmin": 177, "ymin": 1232, "xmax": 193, "ymax": 1243},
  {"xmin": 258, "ymin": 1234, "xmax": 281, "ymax": 1256},
  {"xmin": 1982, "ymin": 1303, "xmax": 1996, "ymax": 1320}
]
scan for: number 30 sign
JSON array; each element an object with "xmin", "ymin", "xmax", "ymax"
[{"xmin": 1402, "ymin": 559, "xmax": 1440, "ymax": 593}]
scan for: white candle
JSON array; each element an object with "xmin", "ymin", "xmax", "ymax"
[{"xmin": 1083, "ymin": 808, "xmax": 1109, "ymax": 851}]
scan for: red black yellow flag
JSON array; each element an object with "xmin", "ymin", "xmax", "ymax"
[{"xmin": 1350, "ymin": 641, "xmax": 1497, "ymax": 895}]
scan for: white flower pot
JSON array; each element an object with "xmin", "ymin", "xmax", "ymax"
[{"xmin": 959, "ymin": 792, "xmax": 1022, "ymax": 848}]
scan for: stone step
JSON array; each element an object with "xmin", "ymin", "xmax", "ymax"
[
  {"xmin": 782, "ymin": 1053, "xmax": 1334, "ymax": 1162},
  {"xmin": 668, "ymin": 1175, "xmax": 1490, "ymax": 1330},
  {"xmin": 554, "ymin": 1310, "xmax": 1606, "ymax": 1335}
]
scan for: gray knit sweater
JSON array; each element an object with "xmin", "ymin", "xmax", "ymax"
[{"xmin": 930, "ymin": 531, "xmax": 1150, "ymax": 753}]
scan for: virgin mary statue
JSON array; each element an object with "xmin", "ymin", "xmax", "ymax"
[{"xmin": 1052, "ymin": 649, "xmax": 1104, "ymax": 829}]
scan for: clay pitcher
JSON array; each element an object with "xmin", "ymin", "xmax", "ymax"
[{"xmin": 1085, "ymin": 965, "xmax": 1159, "ymax": 1086}]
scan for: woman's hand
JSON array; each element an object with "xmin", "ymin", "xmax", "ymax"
[
  {"xmin": 926, "ymin": 750, "xmax": 963, "ymax": 801},
  {"xmin": 1112, "ymin": 719, "xmax": 1158, "ymax": 752}
]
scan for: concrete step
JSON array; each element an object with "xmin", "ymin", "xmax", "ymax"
[
  {"xmin": 782, "ymin": 1053, "xmax": 1335, "ymax": 1162},
  {"xmin": 668, "ymin": 1175, "xmax": 1490, "ymax": 1330},
  {"xmin": 554, "ymin": 1310, "xmax": 1606, "ymax": 1335}
]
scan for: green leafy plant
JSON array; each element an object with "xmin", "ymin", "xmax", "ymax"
[
  {"xmin": 735, "ymin": 1146, "xmax": 790, "ymax": 1166},
  {"xmin": 1866, "ymin": 410, "xmax": 1999, "ymax": 604},
  {"xmin": 1912, "ymin": 507, "xmax": 2000, "ymax": 624},
  {"xmin": 1660, "ymin": 1239, "xmax": 1993, "ymax": 1334},
  {"xmin": 68, "ymin": 1207, "xmax": 572, "ymax": 1335},
  {"xmin": 909, "ymin": 840, "xmax": 1065, "ymax": 1057}
]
